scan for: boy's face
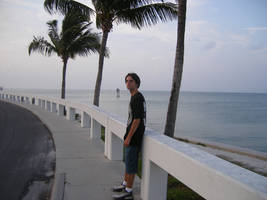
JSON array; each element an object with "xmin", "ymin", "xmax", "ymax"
[{"xmin": 125, "ymin": 76, "xmax": 137, "ymax": 90}]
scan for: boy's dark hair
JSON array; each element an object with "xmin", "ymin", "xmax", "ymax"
[{"xmin": 125, "ymin": 73, "xmax": 141, "ymax": 88}]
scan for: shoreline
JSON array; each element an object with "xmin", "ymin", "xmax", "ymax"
[
  {"xmin": 174, "ymin": 136, "xmax": 267, "ymax": 161},
  {"xmin": 174, "ymin": 136, "xmax": 267, "ymax": 177}
]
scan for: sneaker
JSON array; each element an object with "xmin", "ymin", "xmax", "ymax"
[
  {"xmin": 113, "ymin": 183, "xmax": 126, "ymax": 192},
  {"xmin": 112, "ymin": 188, "xmax": 133, "ymax": 200}
]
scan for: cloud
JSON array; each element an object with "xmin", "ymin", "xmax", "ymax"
[
  {"xmin": 203, "ymin": 41, "xmax": 216, "ymax": 50},
  {"xmin": 187, "ymin": 0, "xmax": 209, "ymax": 7},
  {"xmin": 245, "ymin": 27, "xmax": 267, "ymax": 31}
]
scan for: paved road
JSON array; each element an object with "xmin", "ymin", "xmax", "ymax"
[{"xmin": 0, "ymin": 100, "xmax": 55, "ymax": 200}]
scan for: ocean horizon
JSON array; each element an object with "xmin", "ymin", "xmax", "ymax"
[{"xmin": 4, "ymin": 88, "xmax": 267, "ymax": 153}]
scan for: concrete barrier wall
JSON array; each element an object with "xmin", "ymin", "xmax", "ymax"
[{"xmin": 1, "ymin": 91, "xmax": 267, "ymax": 200}]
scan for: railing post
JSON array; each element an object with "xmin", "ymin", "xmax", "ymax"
[
  {"xmin": 90, "ymin": 118, "xmax": 101, "ymax": 139},
  {"xmin": 81, "ymin": 111, "xmax": 90, "ymax": 128},
  {"xmin": 17, "ymin": 96, "xmax": 20, "ymax": 102},
  {"xmin": 26, "ymin": 97, "xmax": 30, "ymax": 104},
  {"xmin": 52, "ymin": 102, "xmax": 57, "ymax": 113},
  {"xmin": 141, "ymin": 145, "xmax": 168, "ymax": 200},
  {"xmin": 58, "ymin": 104, "xmax": 64, "ymax": 116},
  {"xmin": 46, "ymin": 101, "xmax": 51, "ymax": 112},
  {"xmin": 66, "ymin": 106, "xmax": 75, "ymax": 121},
  {"xmin": 41, "ymin": 100, "xmax": 46, "ymax": 109},
  {"xmin": 106, "ymin": 130, "xmax": 123, "ymax": 160}
]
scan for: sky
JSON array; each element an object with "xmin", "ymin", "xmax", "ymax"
[{"xmin": 0, "ymin": 0, "xmax": 266, "ymax": 93}]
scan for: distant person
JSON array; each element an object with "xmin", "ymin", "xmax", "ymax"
[{"xmin": 112, "ymin": 73, "xmax": 146, "ymax": 200}]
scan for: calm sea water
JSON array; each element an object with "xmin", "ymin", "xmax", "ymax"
[{"xmin": 9, "ymin": 89, "xmax": 267, "ymax": 153}]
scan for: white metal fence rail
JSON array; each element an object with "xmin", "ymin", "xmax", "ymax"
[{"xmin": 1, "ymin": 91, "xmax": 267, "ymax": 200}]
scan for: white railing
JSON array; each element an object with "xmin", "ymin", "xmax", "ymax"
[{"xmin": 1, "ymin": 91, "xmax": 267, "ymax": 200}]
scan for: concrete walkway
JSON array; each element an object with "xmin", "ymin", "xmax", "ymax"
[{"xmin": 1, "ymin": 99, "xmax": 141, "ymax": 200}]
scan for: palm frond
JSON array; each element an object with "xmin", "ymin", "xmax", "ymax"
[
  {"xmin": 68, "ymin": 34, "xmax": 100, "ymax": 58},
  {"xmin": 47, "ymin": 20, "xmax": 60, "ymax": 47},
  {"xmin": 44, "ymin": 0, "xmax": 95, "ymax": 18},
  {"xmin": 28, "ymin": 36, "xmax": 56, "ymax": 56},
  {"xmin": 61, "ymin": 11, "xmax": 89, "ymax": 34},
  {"xmin": 116, "ymin": 2, "xmax": 178, "ymax": 29},
  {"xmin": 61, "ymin": 19, "xmax": 93, "ymax": 48},
  {"xmin": 93, "ymin": 0, "xmax": 154, "ymax": 11}
]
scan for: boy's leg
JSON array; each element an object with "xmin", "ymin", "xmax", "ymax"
[
  {"xmin": 126, "ymin": 173, "xmax": 135, "ymax": 188},
  {"xmin": 124, "ymin": 172, "xmax": 128, "ymax": 183}
]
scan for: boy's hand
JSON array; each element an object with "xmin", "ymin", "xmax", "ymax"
[{"xmin": 124, "ymin": 137, "xmax": 131, "ymax": 146}]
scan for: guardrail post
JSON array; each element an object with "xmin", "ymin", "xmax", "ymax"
[
  {"xmin": 106, "ymin": 129, "xmax": 123, "ymax": 160},
  {"xmin": 90, "ymin": 118, "xmax": 101, "ymax": 139},
  {"xmin": 81, "ymin": 111, "xmax": 90, "ymax": 128},
  {"xmin": 141, "ymin": 146, "xmax": 168, "ymax": 200},
  {"xmin": 38, "ymin": 99, "xmax": 42, "ymax": 107},
  {"xmin": 52, "ymin": 102, "xmax": 57, "ymax": 113},
  {"xmin": 21, "ymin": 96, "xmax": 24, "ymax": 103},
  {"xmin": 25, "ymin": 97, "xmax": 30, "ymax": 104},
  {"xmin": 58, "ymin": 104, "xmax": 64, "ymax": 116},
  {"xmin": 66, "ymin": 106, "xmax": 75, "ymax": 121},
  {"xmin": 41, "ymin": 100, "xmax": 46, "ymax": 109},
  {"xmin": 17, "ymin": 96, "xmax": 20, "ymax": 102},
  {"xmin": 46, "ymin": 101, "xmax": 51, "ymax": 112},
  {"xmin": 141, "ymin": 159, "xmax": 168, "ymax": 200}
]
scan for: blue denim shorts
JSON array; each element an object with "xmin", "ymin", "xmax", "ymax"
[{"xmin": 125, "ymin": 146, "xmax": 140, "ymax": 174}]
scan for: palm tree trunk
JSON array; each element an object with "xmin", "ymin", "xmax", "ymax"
[
  {"xmin": 93, "ymin": 30, "xmax": 109, "ymax": 106},
  {"xmin": 61, "ymin": 59, "xmax": 68, "ymax": 99},
  {"xmin": 164, "ymin": 0, "xmax": 187, "ymax": 138}
]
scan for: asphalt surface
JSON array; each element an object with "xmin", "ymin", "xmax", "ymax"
[{"xmin": 0, "ymin": 100, "xmax": 55, "ymax": 200}]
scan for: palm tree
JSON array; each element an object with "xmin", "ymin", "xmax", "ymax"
[
  {"xmin": 164, "ymin": 0, "xmax": 187, "ymax": 137},
  {"xmin": 28, "ymin": 11, "xmax": 104, "ymax": 99},
  {"xmin": 44, "ymin": 0, "xmax": 178, "ymax": 106}
]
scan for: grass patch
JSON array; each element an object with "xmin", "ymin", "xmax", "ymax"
[
  {"xmin": 196, "ymin": 142, "xmax": 206, "ymax": 147},
  {"xmin": 167, "ymin": 175, "xmax": 205, "ymax": 200},
  {"xmin": 75, "ymin": 113, "xmax": 81, "ymax": 123},
  {"xmin": 101, "ymin": 126, "xmax": 105, "ymax": 141},
  {"xmin": 175, "ymin": 137, "xmax": 190, "ymax": 143}
]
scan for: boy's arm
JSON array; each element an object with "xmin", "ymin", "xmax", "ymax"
[{"xmin": 124, "ymin": 118, "xmax": 140, "ymax": 146}]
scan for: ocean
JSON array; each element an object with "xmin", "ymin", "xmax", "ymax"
[{"xmin": 7, "ymin": 89, "xmax": 267, "ymax": 153}]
